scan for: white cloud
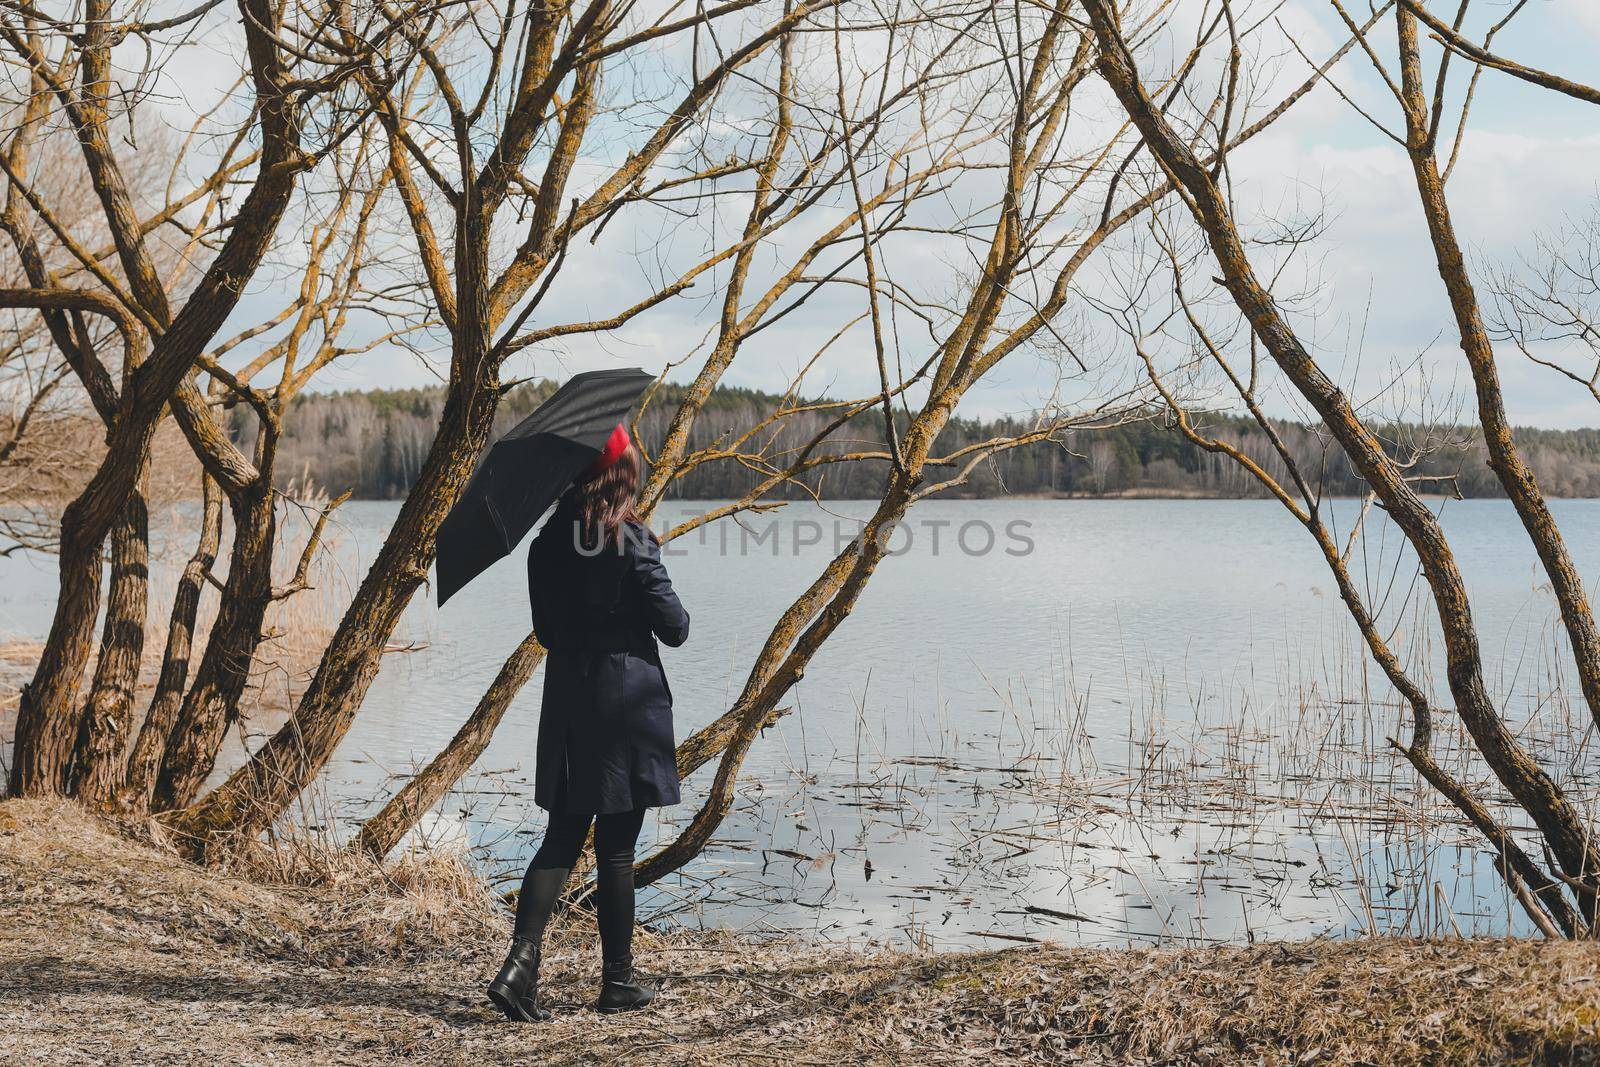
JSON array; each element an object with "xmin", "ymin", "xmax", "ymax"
[{"xmin": 1548, "ymin": 0, "xmax": 1600, "ymax": 40}]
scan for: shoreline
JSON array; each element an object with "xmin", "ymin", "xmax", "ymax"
[{"xmin": 4, "ymin": 798, "xmax": 1597, "ymax": 1065}]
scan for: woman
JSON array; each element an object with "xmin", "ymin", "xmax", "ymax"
[{"xmin": 488, "ymin": 423, "xmax": 689, "ymax": 1022}]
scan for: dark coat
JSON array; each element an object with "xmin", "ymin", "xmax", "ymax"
[{"xmin": 527, "ymin": 500, "xmax": 689, "ymax": 815}]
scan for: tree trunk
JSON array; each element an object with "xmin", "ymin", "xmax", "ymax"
[
  {"xmin": 354, "ymin": 634, "xmax": 546, "ymax": 860},
  {"xmin": 10, "ymin": 508, "xmax": 106, "ymax": 795},
  {"xmin": 172, "ymin": 382, "xmax": 499, "ymax": 851},
  {"xmin": 172, "ymin": 221, "xmax": 502, "ymax": 854},
  {"xmin": 71, "ymin": 464, "xmax": 151, "ymax": 807},
  {"xmin": 673, "ymin": 703, "xmax": 791, "ymax": 781},
  {"xmin": 1395, "ymin": 9, "xmax": 1600, "ymax": 737},
  {"xmin": 121, "ymin": 473, "xmax": 223, "ymax": 812},
  {"xmin": 8, "ymin": 0, "xmax": 303, "ymax": 797},
  {"xmin": 1081, "ymin": 0, "xmax": 1600, "ymax": 914},
  {"xmin": 153, "ymin": 475, "xmax": 276, "ymax": 812}
]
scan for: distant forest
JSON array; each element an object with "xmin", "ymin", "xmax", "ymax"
[{"xmin": 241, "ymin": 382, "xmax": 1600, "ymax": 501}]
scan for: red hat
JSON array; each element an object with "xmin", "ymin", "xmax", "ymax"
[{"xmin": 580, "ymin": 423, "xmax": 631, "ymax": 481}]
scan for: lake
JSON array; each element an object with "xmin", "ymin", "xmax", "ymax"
[{"xmin": 4, "ymin": 497, "xmax": 1599, "ymax": 949}]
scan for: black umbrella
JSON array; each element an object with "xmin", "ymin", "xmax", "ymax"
[{"xmin": 435, "ymin": 367, "xmax": 654, "ymax": 606}]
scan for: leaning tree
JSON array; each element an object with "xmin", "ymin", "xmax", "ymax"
[
  {"xmin": 3, "ymin": 0, "xmax": 418, "ymax": 799},
  {"xmin": 1079, "ymin": 0, "xmax": 1600, "ymax": 934}
]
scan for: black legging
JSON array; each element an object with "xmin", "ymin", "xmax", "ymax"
[{"xmin": 513, "ymin": 808, "xmax": 645, "ymax": 963}]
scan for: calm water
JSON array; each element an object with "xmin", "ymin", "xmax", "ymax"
[{"xmin": 4, "ymin": 498, "xmax": 1599, "ymax": 948}]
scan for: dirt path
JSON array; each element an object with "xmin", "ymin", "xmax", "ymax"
[{"xmin": 3, "ymin": 799, "xmax": 1598, "ymax": 1066}]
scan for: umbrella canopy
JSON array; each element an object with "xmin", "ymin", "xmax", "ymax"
[{"xmin": 435, "ymin": 367, "xmax": 654, "ymax": 606}]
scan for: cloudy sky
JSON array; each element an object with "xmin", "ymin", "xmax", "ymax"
[
  {"xmin": 194, "ymin": 1, "xmax": 1600, "ymax": 429},
  {"xmin": 1219, "ymin": 0, "xmax": 1600, "ymax": 430}
]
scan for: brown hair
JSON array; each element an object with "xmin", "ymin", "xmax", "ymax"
[{"xmin": 573, "ymin": 442, "xmax": 642, "ymax": 549}]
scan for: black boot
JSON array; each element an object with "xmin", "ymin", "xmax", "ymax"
[
  {"xmin": 595, "ymin": 955, "xmax": 655, "ymax": 1014},
  {"xmin": 488, "ymin": 938, "xmax": 552, "ymax": 1022}
]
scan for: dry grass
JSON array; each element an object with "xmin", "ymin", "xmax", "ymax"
[
  {"xmin": 2, "ymin": 799, "xmax": 1597, "ymax": 1066},
  {"xmin": 216, "ymin": 818, "xmax": 507, "ymax": 961}
]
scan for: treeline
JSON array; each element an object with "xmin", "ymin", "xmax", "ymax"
[{"xmin": 246, "ymin": 382, "xmax": 1600, "ymax": 500}]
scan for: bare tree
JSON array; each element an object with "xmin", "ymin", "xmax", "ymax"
[
  {"xmin": 1110, "ymin": 205, "xmax": 1583, "ymax": 936},
  {"xmin": 4, "ymin": 0, "xmax": 402, "ymax": 798},
  {"xmin": 1079, "ymin": 0, "xmax": 1598, "ymax": 930},
  {"xmin": 1397, "ymin": 0, "xmax": 1600, "ymax": 107},
  {"xmin": 350, "ymin": 13, "xmax": 976, "ymax": 855},
  {"xmin": 172, "ymin": 0, "xmax": 861, "ymax": 854},
  {"xmin": 146, "ymin": 141, "xmax": 402, "ymax": 813},
  {"xmin": 626, "ymin": 0, "xmax": 1363, "ymax": 890},
  {"xmin": 1488, "ymin": 208, "xmax": 1600, "ymax": 407},
  {"xmin": 352, "ymin": 0, "xmax": 1383, "ymax": 877},
  {"xmin": 1381, "ymin": 0, "xmax": 1600, "ymax": 739}
]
